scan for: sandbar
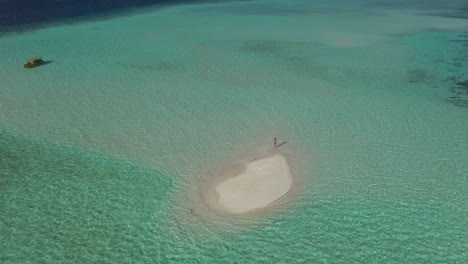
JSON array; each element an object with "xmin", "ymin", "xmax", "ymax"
[{"xmin": 213, "ymin": 154, "xmax": 292, "ymax": 214}]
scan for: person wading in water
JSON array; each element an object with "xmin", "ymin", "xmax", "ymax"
[{"xmin": 274, "ymin": 137, "xmax": 277, "ymax": 149}]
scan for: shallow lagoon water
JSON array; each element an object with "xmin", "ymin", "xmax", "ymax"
[{"xmin": 1, "ymin": 0, "xmax": 468, "ymax": 263}]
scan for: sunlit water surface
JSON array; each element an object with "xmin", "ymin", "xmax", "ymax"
[{"xmin": 1, "ymin": 0, "xmax": 467, "ymax": 263}]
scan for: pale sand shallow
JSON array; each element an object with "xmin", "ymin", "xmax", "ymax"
[{"xmin": 213, "ymin": 154, "xmax": 293, "ymax": 214}]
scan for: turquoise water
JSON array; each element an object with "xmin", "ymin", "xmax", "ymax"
[{"xmin": 1, "ymin": 0, "xmax": 468, "ymax": 263}]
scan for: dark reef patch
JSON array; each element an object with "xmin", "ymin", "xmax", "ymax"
[
  {"xmin": 447, "ymin": 96, "xmax": 468, "ymax": 107},
  {"xmin": 404, "ymin": 30, "xmax": 468, "ymax": 108},
  {"xmin": 454, "ymin": 80, "xmax": 468, "ymax": 89},
  {"xmin": 240, "ymin": 40, "xmax": 328, "ymax": 77},
  {"xmin": 431, "ymin": 4, "xmax": 468, "ymax": 19},
  {"xmin": 439, "ymin": 30, "xmax": 468, "ymax": 108},
  {"xmin": 448, "ymin": 80, "xmax": 468, "ymax": 107},
  {"xmin": 407, "ymin": 69, "xmax": 433, "ymax": 83},
  {"xmin": 449, "ymin": 39, "xmax": 468, "ymax": 43}
]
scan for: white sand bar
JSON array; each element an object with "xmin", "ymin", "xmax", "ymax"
[{"xmin": 215, "ymin": 154, "xmax": 293, "ymax": 214}]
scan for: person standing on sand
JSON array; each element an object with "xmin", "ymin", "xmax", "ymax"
[{"xmin": 274, "ymin": 137, "xmax": 277, "ymax": 149}]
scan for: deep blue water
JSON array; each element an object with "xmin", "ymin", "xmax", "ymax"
[
  {"xmin": 1, "ymin": 0, "xmax": 466, "ymax": 35},
  {"xmin": 0, "ymin": 0, "xmax": 164, "ymax": 27},
  {"xmin": 0, "ymin": 0, "xmax": 239, "ymax": 34}
]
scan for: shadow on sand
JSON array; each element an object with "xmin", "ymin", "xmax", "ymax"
[{"xmin": 277, "ymin": 141, "xmax": 287, "ymax": 148}]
